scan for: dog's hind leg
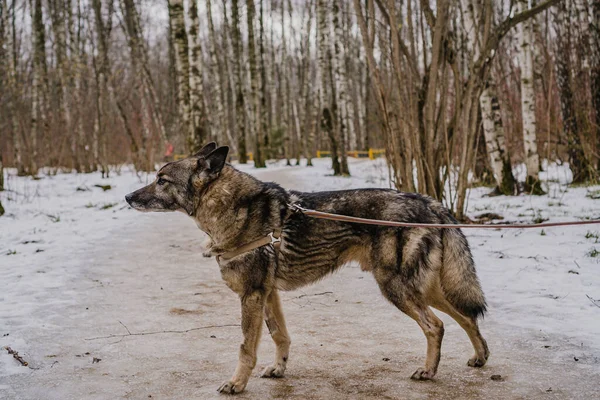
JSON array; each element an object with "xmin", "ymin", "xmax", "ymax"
[
  {"xmin": 432, "ymin": 299, "xmax": 489, "ymax": 368},
  {"xmin": 375, "ymin": 273, "xmax": 444, "ymax": 380},
  {"xmin": 218, "ymin": 290, "xmax": 265, "ymax": 394},
  {"xmin": 261, "ymin": 289, "xmax": 291, "ymax": 378}
]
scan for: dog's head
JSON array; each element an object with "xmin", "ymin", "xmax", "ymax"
[{"xmin": 125, "ymin": 142, "xmax": 229, "ymax": 215}]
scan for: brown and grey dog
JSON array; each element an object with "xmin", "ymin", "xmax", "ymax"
[{"xmin": 125, "ymin": 142, "xmax": 489, "ymax": 394}]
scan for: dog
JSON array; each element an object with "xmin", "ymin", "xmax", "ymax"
[{"xmin": 125, "ymin": 142, "xmax": 489, "ymax": 394}]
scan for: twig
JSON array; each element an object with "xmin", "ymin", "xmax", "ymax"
[
  {"xmin": 3, "ymin": 346, "xmax": 29, "ymax": 367},
  {"xmin": 586, "ymin": 295, "xmax": 600, "ymax": 308},
  {"xmin": 296, "ymin": 291, "xmax": 333, "ymax": 299},
  {"xmin": 85, "ymin": 324, "xmax": 240, "ymax": 341},
  {"xmin": 118, "ymin": 320, "xmax": 132, "ymax": 335}
]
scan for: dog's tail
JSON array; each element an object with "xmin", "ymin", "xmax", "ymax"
[{"xmin": 439, "ymin": 212, "xmax": 487, "ymax": 320}]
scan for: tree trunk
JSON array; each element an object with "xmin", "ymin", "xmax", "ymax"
[
  {"xmin": 318, "ymin": 0, "xmax": 341, "ymax": 175},
  {"xmin": 481, "ymin": 83, "xmax": 516, "ymax": 195},
  {"xmin": 258, "ymin": 0, "xmax": 270, "ymax": 163},
  {"xmin": 3, "ymin": 0, "xmax": 23, "ymax": 175},
  {"xmin": 517, "ymin": 0, "xmax": 542, "ymax": 187},
  {"xmin": 49, "ymin": 0, "xmax": 75, "ymax": 170},
  {"xmin": 168, "ymin": 0, "xmax": 193, "ymax": 154},
  {"xmin": 231, "ymin": 0, "xmax": 247, "ymax": 163},
  {"xmin": 553, "ymin": 1, "xmax": 595, "ymax": 183},
  {"xmin": 300, "ymin": 0, "xmax": 314, "ymax": 166},
  {"xmin": 246, "ymin": 0, "xmax": 265, "ymax": 167},
  {"xmin": 189, "ymin": 0, "xmax": 208, "ymax": 151},
  {"xmin": 332, "ymin": 0, "xmax": 350, "ymax": 175},
  {"xmin": 592, "ymin": 0, "xmax": 600, "ymax": 162},
  {"xmin": 30, "ymin": 0, "xmax": 48, "ymax": 175},
  {"xmin": 92, "ymin": 0, "xmax": 112, "ymax": 177},
  {"xmin": 206, "ymin": 0, "xmax": 234, "ymax": 147},
  {"xmin": 121, "ymin": 0, "xmax": 156, "ymax": 170}
]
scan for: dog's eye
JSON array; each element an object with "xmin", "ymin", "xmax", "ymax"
[{"xmin": 157, "ymin": 178, "xmax": 166, "ymax": 186}]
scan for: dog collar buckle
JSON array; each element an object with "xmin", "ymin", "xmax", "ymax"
[{"xmin": 268, "ymin": 232, "xmax": 281, "ymax": 245}]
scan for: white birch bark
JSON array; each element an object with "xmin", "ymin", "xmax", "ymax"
[
  {"xmin": 481, "ymin": 84, "xmax": 509, "ymax": 187},
  {"xmin": 189, "ymin": 0, "xmax": 207, "ymax": 148},
  {"xmin": 231, "ymin": 0, "xmax": 247, "ymax": 163},
  {"xmin": 206, "ymin": 0, "xmax": 234, "ymax": 147},
  {"xmin": 3, "ymin": 0, "xmax": 23, "ymax": 174},
  {"xmin": 30, "ymin": 0, "xmax": 47, "ymax": 174},
  {"xmin": 517, "ymin": 0, "xmax": 540, "ymax": 179},
  {"xmin": 168, "ymin": 0, "xmax": 192, "ymax": 153},
  {"xmin": 49, "ymin": 0, "xmax": 74, "ymax": 168},
  {"xmin": 332, "ymin": 0, "xmax": 350, "ymax": 174},
  {"xmin": 246, "ymin": 0, "xmax": 264, "ymax": 167}
]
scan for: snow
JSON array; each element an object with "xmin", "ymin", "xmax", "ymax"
[{"xmin": 1, "ymin": 158, "xmax": 599, "ymax": 398}]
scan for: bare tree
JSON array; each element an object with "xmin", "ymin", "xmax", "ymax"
[
  {"xmin": 30, "ymin": 0, "xmax": 49, "ymax": 175},
  {"xmin": 331, "ymin": 0, "xmax": 350, "ymax": 175},
  {"xmin": 91, "ymin": 0, "xmax": 114, "ymax": 177},
  {"xmin": 206, "ymin": 0, "xmax": 234, "ymax": 148},
  {"xmin": 517, "ymin": 0, "xmax": 542, "ymax": 190},
  {"xmin": 231, "ymin": 0, "xmax": 247, "ymax": 163},
  {"xmin": 593, "ymin": 1, "xmax": 600, "ymax": 161},
  {"xmin": 553, "ymin": 0, "xmax": 595, "ymax": 183},
  {"xmin": 189, "ymin": 0, "xmax": 208, "ymax": 151},
  {"xmin": 168, "ymin": 0, "xmax": 193, "ymax": 153},
  {"xmin": 246, "ymin": 0, "xmax": 265, "ymax": 167},
  {"xmin": 318, "ymin": 0, "xmax": 341, "ymax": 175}
]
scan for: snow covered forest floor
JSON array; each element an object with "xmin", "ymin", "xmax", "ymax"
[{"xmin": 1, "ymin": 158, "xmax": 600, "ymax": 399}]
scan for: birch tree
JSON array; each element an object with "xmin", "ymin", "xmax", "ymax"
[
  {"xmin": 30, "ymin": 0, "xmax": 48, "ymax": 175},
  {"xmin": 168, "ymin": 0, "xmax": 193, "ymax": 153},
  {"xmin": 246, "ymin": 0, "xmax": 265, "ymax": 167},
  {"xmin": 331, "ymin": 0, "xmax": 350, "ymax": 175},
  {"xmin": 49, "ymin": 0, "xmax": 75, "ymax": 169},
  {"xmin": 231, "ymin": 0, "xmax": 247, "ymax": 163},
  {"xmin": 189, "ymin": 0, "xmax": 208, "ymax": 151},
  {"xmin": 481, "ymin": 81, "xmax": 517, "ymax": 195},
  {"xmin": 317, "ymin": 0, "xmax": 341, "ymax": 175},
  {"xmin": 206, "ymin": 0, "xmax": 234, "ymax": 147},
  {"xmin": 258, "ymin": 0, "xmax": 270, "ymax": 163},
  {"xmin": 92, "ymin": 0, "xmax": 113, "ymax": 177},
  {"xmin": 2, "ymin": 0, "xmax": 23, "ymax": 175},
  {"xmin": 517, "ymin": 0, "xmax": 542, "ymax": 190}
]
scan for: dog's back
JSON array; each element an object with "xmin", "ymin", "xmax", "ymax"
[{"xmin": 279, "ymin": 188, "xmax": 485, "ymax": 319}]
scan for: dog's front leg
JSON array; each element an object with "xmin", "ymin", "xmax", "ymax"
[{"xmin": 218, "ymin": 290, "xmax": 265, "ymax": 394}]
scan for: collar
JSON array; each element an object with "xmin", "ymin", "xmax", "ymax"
[{"xmin": 216, "ymin": 230, "xmax": 282, "ymax": 262}]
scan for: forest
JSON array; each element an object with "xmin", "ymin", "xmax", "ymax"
[{"xmin": 0, "ymin": 0, "xmax": 599, "ymax": 219}]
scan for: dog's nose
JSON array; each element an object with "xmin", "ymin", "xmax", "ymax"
[{"xmin": 125, "ymin": 193, "xmax": 133, "ymax": 205}]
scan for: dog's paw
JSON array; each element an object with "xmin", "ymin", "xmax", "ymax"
[
  {"xmin": 467, "ymin": 356, "xmax": 487, "ymax": 368},
  {"xmin": 217, "ymin": 380, "xmax": 246, "ymax": 394},
  {"xmin": 410, "ymin": 368, "xmax": 435, "ymax": 381},
  {"xmin": 260, "ymin": 363, "xmax": 286, "ymax": 378}
]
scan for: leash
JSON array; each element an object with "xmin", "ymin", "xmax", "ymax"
[
  {"xmin": 290, "ymin": 204, "xmax": 600, "ymax": 229},
  {"xmin": 215, "ymin": 204, "xmax": 600, "ymax": 262}
]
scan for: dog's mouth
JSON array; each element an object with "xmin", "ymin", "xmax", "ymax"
[
  {"xmin": 125, "ymin": 193, "xmax": 177, "ymax": 213},
  {"xmin": 125, "ymin": 193, "xmax": 151, "ymax": 212}
]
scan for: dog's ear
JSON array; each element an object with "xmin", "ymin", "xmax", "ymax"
[
  {"xmin": 193, "ymin": 142, "xmax": 218, "ymax": 158},
  {"xmin": 198, "ymin": 146, "xmax": 229, "ymax": 174}
]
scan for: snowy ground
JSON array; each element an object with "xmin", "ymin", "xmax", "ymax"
[{"xmin": 1, "ymin": 158, "xmax": 599, "ymax": 399}]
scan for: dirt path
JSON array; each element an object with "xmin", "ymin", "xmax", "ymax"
[{"xmin": 1, "ymin": 167, "xmax": 598, "ymax": 400}]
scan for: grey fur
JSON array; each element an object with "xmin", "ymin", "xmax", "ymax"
[{"xmin": 126, "ymin": 143, "xmax": 489, "ymax": 394}]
